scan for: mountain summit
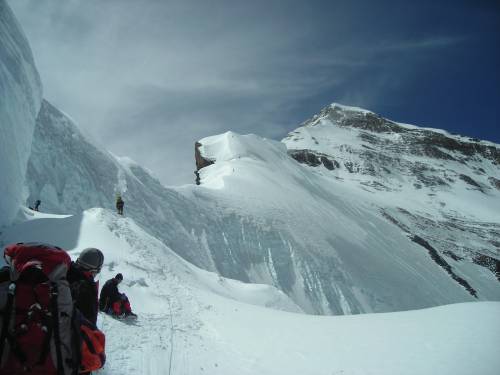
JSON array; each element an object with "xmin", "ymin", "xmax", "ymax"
[{"xmin": 283, "ymin": 102, "xmax": 499, "ymax": 296}]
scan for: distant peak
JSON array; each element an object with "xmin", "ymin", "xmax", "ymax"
[
  {"xmin": 299, "ymin": 102, "xmax": 384, "ymax": 130},
  {"xmin": 329, "ymin": 103, "xmax": 374, "ymax": 115}
]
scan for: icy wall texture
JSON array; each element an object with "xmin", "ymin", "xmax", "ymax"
[
  {"xmin": 26, "ymin": 100, "xmax": 216, "ymax": 270},
  {"xmin": 0, "ymin": 0, "xmax": 42, "ymax": 227}
]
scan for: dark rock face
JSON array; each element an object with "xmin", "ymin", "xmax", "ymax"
[
  {"xmin": 410, "ymin": 235, "xmax": 477, "ymax": 297},
  {"xmin": 381, "ymin": 206, "xmax": 500, "ymax": 297},
  {"xmin": 289, "ymin": 150, "xmax": 339, "ymax": 170},
  {"xmin": 195, "ymin": 142, "xmax": 214, "ymax": 171},
  {"xmin": 382, "ymin": 207, "xmax": 493, "ymax": 296},
  {"xmin": 415, "ymin": 131, "xmax": 500, "ymax": 164},
  {"xmin": 320, "ymin": 156, "xmax": 337, "ymax": 170},
  {"xmin": 489, "ymin": 177, "xmax": 500, "ymax": 190},
  {"xmin": 459, "ymin": 174, "xmax": 483, "ymax": 191},
  {"xmin": 317, "ymin": 105, "xmax": 403, "ymax": 134},
  {"xmin": 473, "ymin": 254, "xmax": 500, "ymax": 281}
]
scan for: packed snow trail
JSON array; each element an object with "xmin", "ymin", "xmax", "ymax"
[
  {"xmin": 1, "ymin": 208, "xmax": 499, "ymax": 375},
  {"xmin": 98, "ymin": 313, "xmax": 173, "ymax": 375}
]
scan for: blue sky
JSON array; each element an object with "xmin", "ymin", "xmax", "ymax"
[{"xmin": 9, "ymin": 0, "xmax": 500, "ymax": 185}]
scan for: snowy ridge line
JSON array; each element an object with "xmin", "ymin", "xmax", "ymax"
[{"xmin": 309, "ymin": 102, "xmax": 499, "ymax": 146}]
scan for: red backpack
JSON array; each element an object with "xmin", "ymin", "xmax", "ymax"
[
  {"xmin": 78, "ymin": 315, "xmax": 106, "ymax": 373},
  {"xmin": 0, "ymin": 243, "xmax": 105, "ymax": 375}
]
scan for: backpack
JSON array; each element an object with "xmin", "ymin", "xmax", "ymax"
[
  {"xmin": 0, "ymin": 243, "xmax": 105, "ymax": 375},
  {"xmin": 77, "ymin": 313, "xmax": 105, "ymax": 373}
]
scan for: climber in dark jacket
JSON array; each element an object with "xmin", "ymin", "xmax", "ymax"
[
  {"xmin": 99, "ymin": 273, "xmax": 136, "ymax": 317},
  {"xmin": 67, "ymin": 248, "xmax": 104, "ymax": 325},
  {"xmin": 116, "ymin": 194, "xmax": 124, "ymax": 215}
]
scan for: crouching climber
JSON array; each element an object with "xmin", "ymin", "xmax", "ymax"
[{"xmin": 99, "ymin": 273, "xmax": 137, "ymax": 318}]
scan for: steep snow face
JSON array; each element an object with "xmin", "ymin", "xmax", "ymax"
[
  {"xmin": 192, "ymin": 131, "xmax": 500, "ymax": 314},
  {"xmin": 26, "ymin": 99, "xmax": 217, "ymax": 270},
  {"xmin": 1, "ymin": 208, "xmax": 499, "ymax": 375},
  {"xmin": 0, "ymin": 207, "xmax": 300, "ymax": 315},
  {"xmin": 0, "ymin": 0, "xmax": 42, "ymax": 227},
  {"xmin": 283, "ymin": 102, "xmax": 500, "ymax": 298},
  {"xmin": 26, "ymin": 101, "xmax": 500, "ymax": 314},
  {"xmin": 27, "ymin": 100, "xmax": 118, "ymax": 213}
]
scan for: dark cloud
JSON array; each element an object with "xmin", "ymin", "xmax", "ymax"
[{"xmin": 9, "ymin": 0, "xmax": 500, "ymax": 184}]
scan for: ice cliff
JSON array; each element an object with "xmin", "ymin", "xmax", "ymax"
[{"xmin": 0, "ymin": 0, "xmax": 42, "ymax": 227}]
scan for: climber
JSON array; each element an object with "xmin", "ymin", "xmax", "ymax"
[
  {"xmin": 116, "ymin": 194, "xmax": 124, "ymax": 215},
  {"xmin": 99, "ymin": 273, "xmax": 137, "ymax": 318},
  {"xmin": 67, "ymin": 247, "xmax": 104, "ymax": 325}
]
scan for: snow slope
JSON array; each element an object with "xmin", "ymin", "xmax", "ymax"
[
  {"xmin": 283, "ymin": 102, "xmax": 500, "ymax": 300},
  {"xmin": 26, "ymin": 99, "xmax": 216, "ymax": 269},
  {"xmin": 189, "ymin": 130, "xmax": 500, "ymax": 312},
  {"xmin": 283, "ymin": 103, "xmax": 500, "ymax": 221},
  {"xmin": 9, "ymin": 0, "xmax": 497, "ymax": 315},
  {"xmin": 3, "ymin": 2, "xmax": 499, "ymax": 372},
  {"xmin": 0, "ymin": 0, "xmax": 42, "ymax": 227},
  {"xmin": 25, "ymin": 102, "xmax": 500, "ymax": 315},
  {"xmin": 0, "ymin": 209, "xmax": 499, "ymax": 375}
]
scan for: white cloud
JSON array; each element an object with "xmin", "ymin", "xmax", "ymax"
[{"xmin": 8, "ymin": 0, "xmax": 475, "ymax": 185}]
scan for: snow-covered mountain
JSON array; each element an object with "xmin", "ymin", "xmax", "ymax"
[
  {"xmin": 1, "ymin": 208, "xmax": 499, "ymax": 375},
  {"xmin": 25, "ymin": 99, "xmax": 500, "ymax": 315},
  {"xmin": 6, "ymin": 0, "xmax": 494, "ymax": 314},
  {"xmin": 0, "ymin": 0, "xmax": 42, "ymax": 227},
  {"xmin": 2, "ymin": 2, "xmax": 500, "ymax": 373},
  {"xmin": 283, "ymin": 103, "xmax": 500, "ymax": 294}
]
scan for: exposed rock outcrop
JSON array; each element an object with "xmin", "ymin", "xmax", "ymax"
[
  {"xmin": 289, "ymin": 149, "xmax": 339, "ymax": 170},
  {"xmin": 489, "ymin": 177, "xmax": 500, "ymax": 190},
  {"xmin": 195, "ymin": 141, "xmax": 214, "ymax": 171}
]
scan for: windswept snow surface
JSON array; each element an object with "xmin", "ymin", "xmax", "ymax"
[
  {"xmin": 282, "ymin": 103, "xmax": 500, "ymax": 304},
  {"xmin": 0, "ymin": 0, "xmax": 42, "ymax": 227},
  {"xmin": 26, "ymin": 102, "xmax": 499, "ymax": 315},
  {"xmin": 189, "ymin": 130, "xmax": 499, "ymax": 313},
  {"xmin": 1, "ymin": 210, "xmax": 499, "ymax": 375}
]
